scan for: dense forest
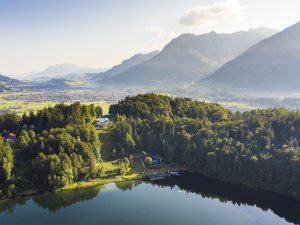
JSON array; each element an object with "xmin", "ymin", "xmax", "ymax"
[
  {"xmin": 2, "ymin": 94, "xmax": 300, "ymax": 201},
  {"xmin": 110, "ymin": 94, "xmax": 300, "ymax": 200},
  {"xmin": 0, "ymin": 103, "xmax": 103, "ymax": 199}
]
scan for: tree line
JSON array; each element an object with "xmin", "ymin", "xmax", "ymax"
[
  {"xmin": 0, "ymin": 103, "xmax": 103, "ymax": 199},
  {"xmin": 2, "ymin": 94, "xmax": 300, "ymax": 201},
  {"xmin": 110, "ymin": 94, "xmax": 300, "ymax": 200}
]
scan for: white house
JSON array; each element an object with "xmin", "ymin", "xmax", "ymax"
[{"xmin": 95, "ymin": 117, "xmax": 109, "ymax": 126}]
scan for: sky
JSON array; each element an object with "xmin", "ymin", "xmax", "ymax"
[{"xmin": 1, "ymin": 0, "xmax": 300, "ymax": 77}]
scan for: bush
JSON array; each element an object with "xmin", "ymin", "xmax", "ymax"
[{"xmin": 144, "ymin": 157, "xmax": 152, "ymax": 166}]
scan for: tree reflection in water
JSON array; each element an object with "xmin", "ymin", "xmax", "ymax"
[
  {"xmin": 0, "ymin": 173, "xmax": 300, "ymax": 225},
  {"xmin": 152, "ymin": 172, "xmax": 300, "ymax": 225}
]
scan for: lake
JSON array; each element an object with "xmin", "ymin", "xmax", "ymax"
[{"xmin": 1, "ymin": 172, "xmax": 299, "ymax": 225}]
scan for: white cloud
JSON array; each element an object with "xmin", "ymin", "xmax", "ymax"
[
  {"xmin": 179, "ymin": 0, "xmax": 247, "ymax": 27},
  {"xmin": 145, "ymin": 27, "xmax": 177, "ymax": 49}
]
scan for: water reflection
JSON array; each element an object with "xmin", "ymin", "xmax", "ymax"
[
  {"xmin": 152, "ymin": 172, "xmax": 300, "ymax": 225},
  {"xmin": 115, "ymin": 180, "xmax": 142, "ymax": 191},
  {"xmin": 0, "ymin": 173, "xmax": 300, "ymax": 225},
  {"xmin": 0, "ymin": 186, "xmax": 103, "ymax": 215},
  {"xmin": 33, "ymin": 180, "xmax": 142, "ymax": 212},
  {"xmin": 0, "ymin": 180, "xmax": 142, "ymax": 214},
  {"xmin": 33, "ymin": 185, "xmax": 104, "ymax": 212},
  {"xmin": 0, "ymin": 197, "xmax": 29, "ymax": 214}
]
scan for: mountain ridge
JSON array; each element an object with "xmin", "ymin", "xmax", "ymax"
[
  {"xmin": 30, "ymin": 63, "xmax": 106, "ymax": 81},
  {"xmin": 0, "ymin": 74, "xmax": 24, "ymax": 85},
  {"xmin": 93, "ymin": 51, "xmax": 159, "ymax": 82},
  {"xmin": 0, "ymin": 74, "xmax": 24, "ymax": 92},
  {"xmin": 99, "ymin": 28, "xmax": 277, "ymax": 89},
  {"xmin": 203, "ymin": 21, "xmax": 300, "ymax": 92}
]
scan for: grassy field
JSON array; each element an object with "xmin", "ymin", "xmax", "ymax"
[
  {"xmin": 219, "ymin": 101, "xmax": 255, "ymax": 111},
  {"xmin": 60, "ymin": 124, "xmax": 180, "ymax": 192},
  {"xmin": 57, "ymin": 176, "xmax": 130, "ymax": 191},
  {"xmin": 0, "ymin": 92, "xmax": 110, "ymax": 115},
  {"xmin": 0, "ymin": 91, "xmax": 43, "ymax": 97},
  {"xmin": 97, "ymin": 126, "xmax": 115, "ymax": 161},
  {"xmin": 58, "ymin": 158, "xmax": 183, "ymax": 192},
  {"xmin": 58, "ymin": 159, "xmax": 145, "ymax": 191},
  {"xmin": 58, "ymin": 159, "xmax": 167, "ymax": 191}
]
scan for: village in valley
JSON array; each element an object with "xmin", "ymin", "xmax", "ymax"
[
  {"xmin": 3, "ymin": 90, "xmax": 128, "ymax": 103},
  {"xmin": 0, "ymin": 90, "xmax": 128, "ymax": 115}
]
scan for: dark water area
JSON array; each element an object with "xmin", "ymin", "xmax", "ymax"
[{"xmin": 0, "ymin": 172, "xmax": 299, "ymax": 225}]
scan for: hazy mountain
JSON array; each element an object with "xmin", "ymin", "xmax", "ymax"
[
  {"xmin": 248, "ymin": 27, "xmax": 279, "ymax": 37},
  {"xmin": 0, "ymin": 74, "xmax": 24, "ymax": 92},
  {"xmin": 30, "ymin": 63, "xmax": 105, "ymax": 81},
  {"xmin": 204, "ymin": 22, "xmax": 300, "ymax": 93},
  {"xmin": 0, "ymin": 74, "xmax": 24, "ymax": 85},
  {"xmin": 28, "ymin": 78, "xmax": 71, "ymax": 90},
  {"xmin": 93, "ymin": 51, "xmax": 159, "ymax": 82},
  {"xmin": 99, "ymin": 28, "xmax": 277, "ymax": 89}
]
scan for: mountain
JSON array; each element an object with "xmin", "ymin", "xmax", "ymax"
[
  {"xmin": 30, "ymin": 63, "xmax": 105, "ymax": 81},
  {"xmin": 93, "ymin": 51, "xmax": 159, "ymax": 82},
  {"xmin": 204, "ymin": 22, "xmax": 300, "ymax": 92},
  {"xmin": 0, "ymin": 74, "xmax": 24, "ymax": 86},
  {"xmin": 0, "ymin": 74, "xmax": 24, "ymax": 92},
  {"xmin": 248, "ymin": 27, "xmax": 279, "ymax": 37},
  {"xmin": 99, "ymin": 28, "xmax": 277, "ymax": 89}
]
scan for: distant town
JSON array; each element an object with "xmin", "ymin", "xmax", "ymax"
[
  {"xmin": 4, "ymin": 90, "xmax": 129, "ymax": 103},
  {"xmin": 0, "ymin": 89, "xmax": 134, "ymax": 115}
]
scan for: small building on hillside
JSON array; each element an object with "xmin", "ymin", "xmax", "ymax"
[
  {"xmin": 5, "ymin": 133, "xmax": 16, "ymax": 142},
  {"xmin": 101, "ymin": 114, "xmax": 113, "ymax": 119},
  {"xmin": 151, "ymin": 158, "xmax": 162, "ymax": 166},
  {"xmin": 144, "ymin": 154, "xmax": 163, "ymax": 166},
  {"xmin": 95, "ymin": 117, "xmax": 109, "ymax": 127}
]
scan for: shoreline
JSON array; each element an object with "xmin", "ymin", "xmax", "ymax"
[
  {"xmin": 2, "ymin": 169, "xmax": 300, "ymax": 204},
  {"xmin": 1, "ymin": 168, "xmax": 185, "ymax": 202},
  {"xmin": 0, "ymin": 176, "xmax": 141, "ymax": 202}
]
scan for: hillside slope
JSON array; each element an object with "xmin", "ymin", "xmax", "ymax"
[
  {"xmin": 100, "ymin": 28, "xmax": 277, "ymax": 89},
  {"xmin": 204, "ymin": 22, "xmax": 300, "ymax": 92}
]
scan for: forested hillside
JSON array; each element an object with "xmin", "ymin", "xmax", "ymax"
[
  {"xmin": 2, "ymin": 94, "xmax": 300, "ymax": 201},
  {"xmin": 110, "ymin": 94, "xmax": 300, "ymax": 199},
  {"xmin": 0, "ymin": 103, "xmax": 103, "ymax": 199}
]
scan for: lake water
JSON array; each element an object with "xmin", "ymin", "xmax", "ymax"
[{"xmin": 1, "ymin": 172, "xmax": 300, "ymax": 225}]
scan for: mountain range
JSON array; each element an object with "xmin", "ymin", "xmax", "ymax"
[
  {"xmin": 4, "ymin": 22, "xmax": 300, "ymax": 97},
  {"xmin": 0, "ymin": 74, "xmax": 24, "ymax": 92},
  {"xmin": 0, "ymin": 74, "xmax": 23, "ymax": 85},
  {"xmin": 202, "ymin": 22, "xmax": 300, "ymax": 93},
  {"xmin": 93, "ymin": 51, "xmax": 159, "ymax": 83},
  {"xmin": 96, "ymin": 28, "xmax": 277, "ymax": 89},
  {"xmin": 29, "ymin": 63, "xmax": 106, "ymax": 81}
]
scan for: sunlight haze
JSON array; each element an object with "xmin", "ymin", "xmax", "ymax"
[{"xmin": 0, "ymin": 0, "xmax": 300, "ymax": 76}]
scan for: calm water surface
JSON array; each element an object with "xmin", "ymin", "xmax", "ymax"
[{"xmin": 0, "ymin": 172, "xmax": 299, "ymax": 225}]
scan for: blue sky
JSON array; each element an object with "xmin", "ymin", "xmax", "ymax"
[{"xmin": 1, "ymin": 0, "xmax": 300, "ymax": 76}]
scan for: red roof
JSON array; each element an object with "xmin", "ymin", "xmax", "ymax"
[{"xmin": 6, "ymin": 133, "xmax": 16, "ymax": 138}]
